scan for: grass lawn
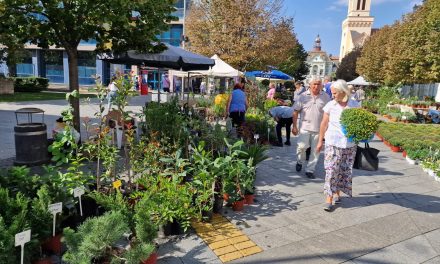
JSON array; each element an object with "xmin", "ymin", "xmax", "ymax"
[{"xmin": 0, "ymin": 92, "xmax": 95, "ymax": 102}]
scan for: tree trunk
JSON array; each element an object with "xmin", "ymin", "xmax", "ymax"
[
  {"xmin": 6, "ymin": 60, "xmax": 17, "ymax": 77},
  {"xmin": 65, "ymin": 48, "xmax": 81, "ymax": 133}
]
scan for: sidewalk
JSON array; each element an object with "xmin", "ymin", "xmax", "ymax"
[{"xmin": 159, "ymin": 138, "xmax": 440, "ymax": 263}]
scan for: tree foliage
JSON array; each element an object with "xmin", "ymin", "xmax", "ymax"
[
  {"xmin": 278, "ymin": 42, "xmax": 309, "ymax": 81},
  {"xmin": 357, "ymin": 0, "xmax": 440, "ymax": 85},
  {"xmin": 185, "ymin": 0, "xmax": 299, "ymax": 71},
  {"xmin": 336, "ymin": 47, "xmax": 361, "ymax": 81},
  {"xmin": 1, "ymin": 0, "xmax": 176, "ymax": 130}
]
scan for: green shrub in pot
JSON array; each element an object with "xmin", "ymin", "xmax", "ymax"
[{"xmin": 340, "ymin": 108, "xmax": 379, "ymax": 144}]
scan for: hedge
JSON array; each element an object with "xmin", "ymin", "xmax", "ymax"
[{"xmin": 11, "ymin": 77, "xmax": 49, "ymax": 92}]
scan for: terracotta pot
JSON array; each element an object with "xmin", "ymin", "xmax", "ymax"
[
  {"xmin": 223, "ymin": 193, "xmax": 229, "ymax": 202},
  {"xmin": 33, "ymin": 258, "xmax": 53, "ymax": 264},
  {"xmin": 142, "ymin": 252, "xmax": 158, "ymax": 264},
  {"xmin": 232, "ymin": 199, "xmax": 245, "ymax": 211},
  {"xmin": 41, "ymin": 233, "xmax": 62, "ymax": 255},
  {"xmin": 390, "ymin": 145, "xmax": 401, "ymax": 152},
  {"xmin": 384, "ymin": 140, "xmax": 390, "ymax": 146},
  {"xmin": 244, "ymin": 194, "xmax": 254, "ymax": 205},
  {"xmin": 402, "ymin": 151, "xmax": 407, "ymax": 158}
]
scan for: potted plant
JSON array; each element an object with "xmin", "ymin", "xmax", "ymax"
[
  {"xmin": 62, "ymin": 211, "xmax": 130, "ymax": 264},
  {"xmin": 340, "ymin": 108, "xmax": 379, "ymax": 144},
  {"xmin": 388, "ymin": 137, "xmax": 403, "ymax": 152}
]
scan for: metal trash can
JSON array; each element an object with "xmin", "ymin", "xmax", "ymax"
[{"xmin": 14, "ymin": 108, "xmax": 50, "ymax": 166}]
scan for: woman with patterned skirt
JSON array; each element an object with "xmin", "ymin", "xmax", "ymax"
[{"xmin": 316, "ymin": 79, "xmax": 360, "ymax": 212}]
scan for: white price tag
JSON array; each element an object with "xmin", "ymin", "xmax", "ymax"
[
  {"xmin": 15, "ymin": 230, "xmax": 31, "ymax": 247},
  {"xmin": 73, "ymin": 186, "xmax": 85, "ymax": 197},
  {"xmin": 48, "ymin": 202, "xmax": 63, "ymax": 214}
]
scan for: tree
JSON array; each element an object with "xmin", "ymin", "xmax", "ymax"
[
  {"xmin": 357, "ymin": 25, "xmax": 393, "ymax": 84},
  {"xmin": 185, "ymin": 0, "xmax": 298, "ymax": 71},
  {"xmin": 1, "ymin": 0, "xmax": 176, "ymax": 131},
  {"xmin": 278, "ymin": 42, "xmax": 309, "ymax": 81},
  {"xmin": 335, "ymin": 47, "xmax": 362, "ymax": 81}
]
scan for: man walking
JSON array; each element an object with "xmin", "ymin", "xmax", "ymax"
[
  {"xmin": 269, "ymin": 105, "xmax": 294, "ymax": 147},
  {"xmin": 292, "ymin": 77, "xmax": 330, "ymax": 178}
]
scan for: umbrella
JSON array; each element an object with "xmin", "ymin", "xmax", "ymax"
[
  {"xmin": 245, "ymin": 70, "xmax": 293, "ymax": 80},
  {"xmin": 347, "ymin": 76, "xmax": 371, "ymax": 86},
  {"xmin": 98, "ymin": 43, "xmax": 215, "ymax": 71}
]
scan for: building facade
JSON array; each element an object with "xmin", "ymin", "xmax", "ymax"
[
  {"xmin": 339, "ymin": 0, "xmax": 374, "ymax": 61},
  {"xmin": 1, "ymin": 0, "xmax": 189, "ymax": 87},
  {"xmin": 305, "ymin": 35, "xmax": 339, "ymax": 84}
]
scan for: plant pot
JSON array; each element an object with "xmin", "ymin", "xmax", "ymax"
[
  {"xmin": 213, "ymin": 194, "xmax": 224, "ymax": 213},
  {"xmin": 201, "ymin": 208, "xmax": 213, "ymax": 222},
  {"xmin": 41, "ymin": 233, "xmax": 63, "ymax": 255},
  {"xmin": 142, "ymin": 252, "xmax": 158, "ymax": 264},
  {"xmin": 402, "ymin": 151, "xmax": 407, "ymax": 158},
  {"xmin": 159, "ymin": 221, "xmax": 183, "ymax": 237},
  {"xmin": 405, "ymin": 156, "xmax": 417, "ymax": 165},
  {"xmin": 232, "ymin": 199, "xmax": 245, "ymax": 211},
  {"xmin": 32, "ymin": 257, "xmax": 53, "ymax": 264},
  {"xmin": 390, "ymin": 146, "xmax": 401, "ymax": 152},
  {"xmin": 244, "ymin": 194, "xmax": 254, "ymax": 205},
  {"xmin": 223, "ymin": 193, "xmax": 229, "ymax": 202}
]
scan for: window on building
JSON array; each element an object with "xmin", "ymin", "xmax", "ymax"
[
  {"xmin": 312, "ymin": 65, "xmax": 318, "ymax": 75},
  {"xmin": 44, "ymin": 50, "xmax": 64, "ymax": 83},
  {"xmin": 78, "ymin": 51, "xmax": 96, "ymax": 85},
  {"xmin": 319, "ymin": 69, "xmax": 323, "ymax": 76},
  {"xmin": 158, "ymin": 24, "xmax": 183, "ymax": 47},
  {"xmin": 16, "ymin": 50, "xmax": 34, "ymax": 77}
]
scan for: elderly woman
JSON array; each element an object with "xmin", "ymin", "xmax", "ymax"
[{"xmin": 316, "ymin": 79, "xmax": 360, "ymax": 212}]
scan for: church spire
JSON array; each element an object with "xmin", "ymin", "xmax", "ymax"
[{"xmin": 313, "ymin": 34, "xmax": 321, "ymax": 51}]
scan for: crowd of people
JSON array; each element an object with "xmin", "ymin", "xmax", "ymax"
[{"xmin": 229, "ymin": 75, "xmax": 365, "ymax": 212}]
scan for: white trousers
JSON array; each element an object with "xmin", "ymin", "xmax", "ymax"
[{"xmin": 296, "ymin": 130, "xmax": 320, "ymax": 173}]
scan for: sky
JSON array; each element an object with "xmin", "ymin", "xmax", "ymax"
[{"xmin": 282, "ymin": 0, "xmax": 424, "ymax": 57}]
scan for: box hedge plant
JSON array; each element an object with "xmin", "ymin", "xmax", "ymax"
[
  {"xmin": 12, "ymin": 77, "xmax": 49, "ymax": 92},
  {"xmin": 340, "ymin": 108, "xmax": 379, "ymax": 144}
]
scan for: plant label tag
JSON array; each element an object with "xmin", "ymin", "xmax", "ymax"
[
  {"xmin": 74, "ymin": 186, "xmax": 85, "ymax": 216},
  {"xmin": 48, "ymin": 202, "xmax": 63, "ymax": 215},
  {"xmin": 15, "ymin": 230, "xmax": 31, "ymax": 247},
  {"xmin": 113, "ymin": 180, "xmax": 122, "ymax": 189},
  {"xmin": 73, "ymin": 186, "xmax": 85, "ymax": 197}
]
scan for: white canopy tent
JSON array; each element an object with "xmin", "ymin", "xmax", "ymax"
[{"xmin": 348, "ymin": 76, "xmax": 371, "ymax": 86}]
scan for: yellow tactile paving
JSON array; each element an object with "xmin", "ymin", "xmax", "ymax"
[{"xmin": 192, "ymin": 214, "xmax": 263, "ymax": 263}]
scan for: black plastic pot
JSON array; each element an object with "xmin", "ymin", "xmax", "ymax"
[{"xmin": 213, "ymin": 194, "xmax": 224, "ymax": 213}]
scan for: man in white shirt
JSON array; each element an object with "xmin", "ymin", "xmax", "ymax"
[{"xmin": 292, "ymin": 77, "xmax": 330, "ymax": 178}]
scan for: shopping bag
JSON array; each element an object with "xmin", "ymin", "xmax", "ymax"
[{"xmin": 353, "ymin": 143, "xmax": 379, "ymax": 171}]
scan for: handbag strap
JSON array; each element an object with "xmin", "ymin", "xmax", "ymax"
[{"xmin": 365, "ymin": 143, "xmax": 370, "ymax": 148}]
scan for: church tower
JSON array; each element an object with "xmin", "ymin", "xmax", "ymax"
[{"xmin": 339, "ymin": 0, "xmax": 374, "ymax": 61}]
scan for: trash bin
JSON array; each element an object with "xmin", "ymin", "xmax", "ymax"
[{"xmin": 14, "ymin": 108, "xmax": 50, "ymax": 166}]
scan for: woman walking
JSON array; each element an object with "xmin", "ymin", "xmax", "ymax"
[{"xmin": 316, "ymin": 80, "xmax": 360, "ymax": 212}]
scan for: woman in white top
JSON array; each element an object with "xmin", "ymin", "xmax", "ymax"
[{"xmin": 316, "ymin": 80, "xmax": 360, "ymax": 212}]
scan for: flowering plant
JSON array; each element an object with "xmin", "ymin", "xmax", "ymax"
[{"xmin": 341, "ymin": 108, "xmax": 379, "ymax": 144}]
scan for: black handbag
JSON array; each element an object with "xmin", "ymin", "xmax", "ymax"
[{"xmin": 353, "ymin": 143, "xmax": 380, "ymax": 171}]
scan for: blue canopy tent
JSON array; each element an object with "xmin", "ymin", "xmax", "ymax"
[{"xmin": 245, "ymin": 70, "xmax": 293, "ymax": 80}]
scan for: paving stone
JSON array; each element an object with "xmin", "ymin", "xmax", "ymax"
[
  {"xmin": 351, "ymin": 246, "xmax": 418, "ymax": 264},
  {"xmin": 234, "ymin": 240, "xmax": 256, "ymax": 250},
  {"xmin": 228, "ymin": 235, "xmax": 249, "ymax": 244},
  {"xmin": 422, "ymin": 256, "xmax": 440, "ymax": 264},
  {"xmin": 249, "ymin": 226, "xmax": 304, "ymax": 250},
  {"xmin": 424, "ymin": 229, "xmax": 440, "ymax": 253},
  {"xmin": 214, "ymin": 245, "xmax": 237, "ymax": 256},
  {"xmin": 387, "ymin": 234, "xmax": 438, "ymax": 263},
  {"xmin": 219, "ymin": 251, "xmax": 244, "ymax": 262},
  {"xmin": 406, "ymin": 205, "xmax": 440, "ymax": 233},
  {"xmin": 239, "ymin": 246, "xmax": 263, "ymax": 256},
  {"xmin": 209, "ymin": 240, "xmax": 231, "ymax": 250}
]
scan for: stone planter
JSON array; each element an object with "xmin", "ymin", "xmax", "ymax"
[{"xmin": 0, "ymin": 78, "xmax": 14, "ymax": 95}]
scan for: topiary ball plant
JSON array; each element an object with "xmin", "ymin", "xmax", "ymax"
[{"xmin": 340, "ymin": 108, "xmax": 379, "ymax": 144}]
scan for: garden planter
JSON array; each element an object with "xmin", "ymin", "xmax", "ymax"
[
  {"xmin": 402, "ymin": 151, "xmax": 407, "ymax": 158},
  {"xmin": 41, "ymin": 233, "xmax": 63, "ymax": 255},
  {"xmin": 142, "ymin": 252, "xmax": 158, "ymax": 264},
  {"xmin": 232, "ymin": 199, "xmax": 245, "ymax": 211},
  {"xmin": 213, "ymin": 194, "xmax": 224, "ymax": 213},
  {"xmin": 223, "ymin": 193, "xmax": 229, "ymax": 202},
  {"xmin": 244, "ymin": 194, "xmax": 254, "ymax": 205}
]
